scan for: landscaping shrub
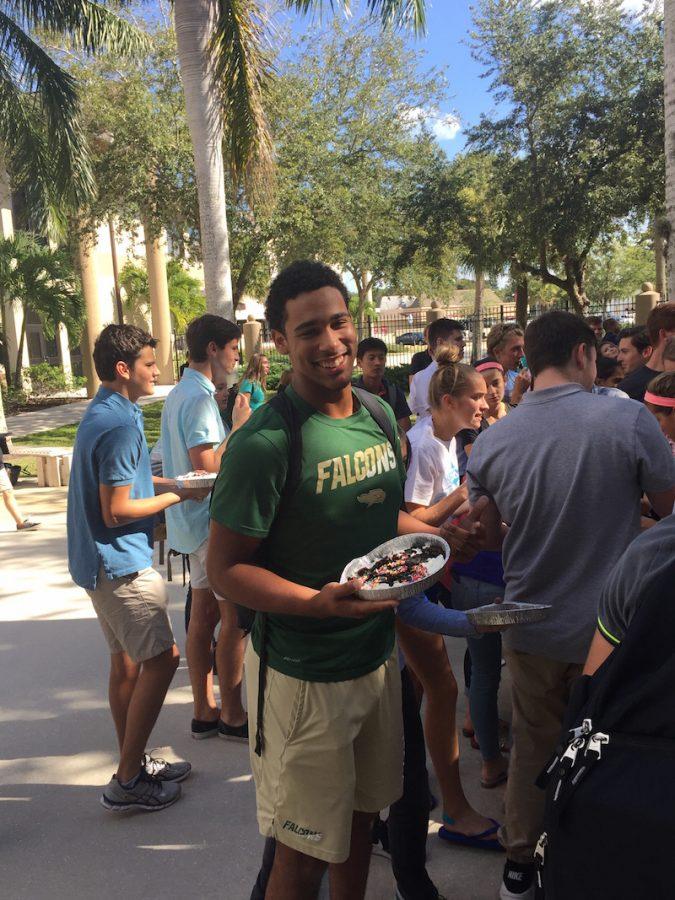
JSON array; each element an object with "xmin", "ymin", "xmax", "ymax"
[{"xmin": 24, "ymin": 363, "xmax": 85, "ymax": 395}]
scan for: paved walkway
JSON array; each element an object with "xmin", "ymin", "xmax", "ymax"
[
  {"xmin": 4, "ymin": 385, "xmax": 174, "ymax": 438},
  {"xmin": 0, "ymin": 483, "xmax": 505, "ymax": 900}
]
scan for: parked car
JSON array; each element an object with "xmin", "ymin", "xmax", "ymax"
[{"xmin": 395, "ymin": 331, "xmax": 426, "ymax": 346}]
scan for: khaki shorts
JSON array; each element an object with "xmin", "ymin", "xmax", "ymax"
[
  {"xmin": 0, "ymin": 466, "xmax": 12, "ymax": 494},
  {"xmin": 245, "ymin": 643, "xmax": 403, "ymax": 863},
  {"xmin": 86, "ymin": 566, "xmax": 175, "ymax": 663},
  {"xmin": 188, "ymin": 539, "xmax": 210, "ymax": 590}
]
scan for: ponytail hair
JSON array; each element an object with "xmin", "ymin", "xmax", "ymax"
[{"xmin": 428, "ymin": 344, "xmax": 478, "ymax": 409}]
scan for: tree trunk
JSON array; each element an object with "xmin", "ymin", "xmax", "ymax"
[
  {"xmin": 515, "ymin": 273, "xmax": 528, "ymax": 330},
  {"xmin": 13, "ymin": 307, "xmax": 27, "ymax": 389},
  {"xmin": 0, "ymin": 380, "xmax": 6, "ymax": 434},
  {"xmin": 174, "ymin": 0, "xmax": 234, "ymax": 320},
  {"xmin": 654, "ymin": 215, "xmax": 667, "ymax": 298},
  {"xmin": 472, "ymin": 269, "xmax": 484, "ymax": 362},
  {"xmin": 666, "ymin": 1, "xmax": 675, "ymax": 302}
]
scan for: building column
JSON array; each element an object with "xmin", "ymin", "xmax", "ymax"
[
  {"xmin": 78, "ymin": 230, "xmax": 103, "ymax": 398},
  {"xmin": 144, "ymin": 223, "xmax": 174, "ymax": 385}
]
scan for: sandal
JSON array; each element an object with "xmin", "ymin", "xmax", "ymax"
[
  {"xmin": 17, "ymin": 519, "xmax": 40, "ymax": 530},
  {"xmin": 438, "ymin": 815, "xmax": 503, "ymax": 852}
]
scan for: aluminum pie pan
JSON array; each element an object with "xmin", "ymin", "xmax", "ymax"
[
  {"xmin": 174, "ymin": 472, "xmax": 218, "ymax": 490},
  {"xmin": 340, "ymin": 533, "xmax": 450, "ymax": 601},
  {"xmin": 465, "ymin": 602, "xmax": 552, "ymax": 627}
]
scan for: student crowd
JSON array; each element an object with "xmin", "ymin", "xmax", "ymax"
[{"xmin": 65, "ymin": 261, "xmax": 675, "ymax": 900}]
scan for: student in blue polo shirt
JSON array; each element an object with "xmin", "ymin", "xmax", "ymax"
[
  {"xmin": 67, "ymin": 324, "xmax": 209, "ymax": 813},
  {"xmin": 160, "ymin": 314, "xmax": 250, "ymax": 741}
]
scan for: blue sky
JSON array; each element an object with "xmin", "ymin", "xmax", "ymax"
[{"xmin": 285, "ymin": 0, "xmax": 493, "ymax": 158}]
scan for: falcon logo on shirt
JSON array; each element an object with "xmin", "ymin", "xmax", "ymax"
[
  {"xmin": 315, "ymin": 441, "xmax": 397, "ymax": 494},
  {"xmin": 357, "ymin": 488, "xmax": 386, "ymax": 507}
]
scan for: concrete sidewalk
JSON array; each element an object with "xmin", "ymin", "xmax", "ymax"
[
  {"xmin": 5, "ymin": 385, "xmax": 174, "ymax": 438},
  {"xmin": 0, "ymin": 484, "xmax": 505, "ymax": 900}
]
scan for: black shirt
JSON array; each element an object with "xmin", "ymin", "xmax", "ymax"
[
  {"xmin": 617, "ymin": 365, "xmax": 660, "ymax": 402},
  {"xmin": 353, "ymin": 376, "xmax": 412, "ymax": 422},
  {"xmin": 410, "ymin": 349, "xmax": 433, "ymax": 376}
]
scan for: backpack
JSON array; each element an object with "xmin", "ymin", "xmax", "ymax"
[
  {"xmin": 534, "ymin": 559, "xmax": 675, "ymax": 899},
  {"xmin": 239, "ymin": 387, "xmax": 399, "ymax": 755}
]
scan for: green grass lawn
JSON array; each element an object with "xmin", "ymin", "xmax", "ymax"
[{"xmin": 12, "ymin": 401, "xmax": 164, "ymax": 478}]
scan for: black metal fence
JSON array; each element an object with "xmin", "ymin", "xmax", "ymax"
[{"xmin": 172, "ymin": 295, "xmax": 640, "ymax": 375}]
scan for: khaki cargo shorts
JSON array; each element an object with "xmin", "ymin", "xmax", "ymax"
[
  {"xmin": 245, "ymin": 643, "xmax": 403, "ymax": 864},
  {"xmin": 86, "ymin": 566, "xmax": 175, "ymax": 663}
]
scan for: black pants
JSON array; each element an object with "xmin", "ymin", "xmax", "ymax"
[{"xmin": 250, "ymin": 667, "xmax": 438, "ymax": 900}]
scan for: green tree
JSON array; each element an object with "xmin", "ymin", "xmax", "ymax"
[
  {"xmin": 119, "ymin": 259, "xmax": 205, "ymax": 332},
  {"xmin": 469, "ymin": 0, "xmax": 664, "ymax": 313},
  {"xmin": 173, "ymin": 0, "xmax": 427, "ymax": 319},
  {"xmin": 584, "ymin": 232, "xmax": 656, "ymax": 308},
  {"xmin": 0, "ymin": 234, "xmax": 83, "ymax": 386},
  {"xmin": 264, "ymin": 22, "xmax": 448, "ymax": 335},
  {"xmin": 0, "ymin": 1, "xmax": 146, "ymax": 234},
  {"xmin": 403, "ymin": 151, "xmax": 508, "ymax": 352}
]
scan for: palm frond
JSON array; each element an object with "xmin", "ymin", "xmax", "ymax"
[
  {"xmin": 210, "ymin": 0, "xmax": 275, "ymax": 187},
  {"xmin": 0, "ymin": 11, "xmax": 94, "ymax": 207},
  {"xmin": 4, "ymin": 1, "xmax": 149, "ymax": 57},
  {"xmin": 285, "ymin": 0, "xmax": 427, "ymax": 35}
]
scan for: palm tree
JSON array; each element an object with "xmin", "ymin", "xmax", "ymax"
[
  {"xmin": 174, "ymin": 0, "xmax": 427, "ymax": 321},
  {"xmin": 0, "ymin": 234, "xmax": 83, "ymax": 386},
  {"xmin": 0, "ymin": 1, "xmax": 147, "ymax": 233},
  {"xmin": 666, "ymin": 1, "xmax": 675, "ymax": 300}
]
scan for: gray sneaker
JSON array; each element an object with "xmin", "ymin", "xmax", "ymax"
[
  {"xmin": 142, "ymin": 753, "xmax": 191, "ymax": 783},
  {"xmin": 101, "ymin": 770, "xmax": 181, "ymax": 812}
]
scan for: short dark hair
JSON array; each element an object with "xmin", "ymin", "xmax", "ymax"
[
  {"xmin": 428, "ymin": 317, "xmax": 463, "ymax": 351},
  {"xmin": 265, "ymin": 260, "xmax": 350, "ymax": 333},
  {"xmin": 596, "ymin": 355, "xmax": 622, "ymax": 380},
  {"xmin": 357, "ymin": 337, "xmax": 387, "ymax": 358},
  {"xmin": 524, "ymin": 311, "xmax": 596, "ymax": 378},
  {"xmin": 186, "ymin": 314, "xmax": 241, "ymax": 362},
  {"xmin": 603, "ymin": 317, "xmax": 620, "ymax": 331},
  {"xmin": 619, "ymin": 325, "xmax": 650, "ymax": 353},
  {"xmin": 646, "ymin": 301, "xmax": 675, "ymax": 346},
  {"xmin": 93, "ymin": 324, "xmax": 157, "ymax": 381},
  {"xmin": 586, "ymin": 315, "xmax": 603, "ymax": 327}
]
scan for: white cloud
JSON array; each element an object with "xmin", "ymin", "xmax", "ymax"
[{"xmin": 402, "ymin": 106, "xmax": 461, "ymax": 142}]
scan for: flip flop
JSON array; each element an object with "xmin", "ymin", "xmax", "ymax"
[
  {"xmin": 438, "ymin": 817, "xmax": 503, "ymax": 852},
  {"xmin": 481, "ymin": 770, "xmax": 508, "ymax": 790}
]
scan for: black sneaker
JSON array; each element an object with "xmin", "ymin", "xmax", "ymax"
[
  {"xmin": 191, "ymin": 717, "xmax": 220, "ymax": 740},
  {"xmin": 371, "ymin": 815, "xmax": 390, "ymax": 858},
  {"xmin": 499, "ymin": 860, "xmax": 535, "ymax": 899},
  {"xmin": 218, "ymin": 718, "xmax": 248, "ymax": 742},
  {"xmin": 101, "ymin": 770, "xmax": 181, "ymax": 812}
]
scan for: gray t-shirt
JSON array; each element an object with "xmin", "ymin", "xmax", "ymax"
[
  {"xmin": 467, "ymin": 383, "xmax": 675, "ymax": 663},
  {"xmin": 597, "ymin": 515, "xmax": 675, "ymax": 647}
]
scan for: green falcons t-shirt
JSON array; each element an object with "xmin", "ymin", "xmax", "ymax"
[{"xmin": 209, "ymin": 386, "xmax": 405, "ymax": 682}]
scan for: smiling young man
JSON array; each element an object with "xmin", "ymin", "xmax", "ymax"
[
  {"xmin": 206, "ymin": 261, "xmax": 483, "ymax": 900},
  {"xmin": 68, "ymin": 325, "xmax": 209, "ymax": 812}
]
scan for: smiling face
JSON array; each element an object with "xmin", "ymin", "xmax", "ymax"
[
  {"xmin": 260, "ymin": 356, "xmax": 271, "ymax": 377},
  {"xmin": 599, "ymin": 341, "xmax": 618, "ymax": 359},
  {"xmin": 618, "ymin": 337, "xmax": 648, "ymax": 374},
  {"xmin": 272, "ymin": 287, "xmax": 356, "ymax": 402},
  {"xmin": 495, "ymin": 332, "xmax": 525, "ymax": 372},
  {"xmin": 123, "ymin": 345, "xmax": 159, "ymax": 402}
]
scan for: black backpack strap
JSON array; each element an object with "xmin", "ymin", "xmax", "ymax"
[
  {"xmin": 353, "ymin": 387, "xmax": 397, "ymax": 452},
  {"xmin": 252, "ymin": 391, "xmax": 303, "ymax": 757}
]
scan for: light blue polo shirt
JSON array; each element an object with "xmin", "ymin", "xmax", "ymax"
[
  {"xmin": 161, "ymin": 367, "xmax": 226, "ymax": 554},
  {"xmin": 67, "ymin": 388, "xmax": 154, "ymax": 590}
]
